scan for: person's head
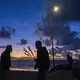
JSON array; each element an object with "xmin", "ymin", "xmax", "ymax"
[
  {"xmin": 6, "ymin": 45, "xmax": 12, "ymax": 52},
  {"xmin": 35, "ymin": 41, "xmax": 42, "ymax": 49},
  {"xmin": 67, "ymin": 54, "xmax": 70, "ymax": 57}
]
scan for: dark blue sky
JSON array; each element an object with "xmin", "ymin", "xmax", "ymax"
[
  {"xmin": 0, "ymin": 0, "xmax": 80, "ymax": 53},
  {"xmin": 0, "ymin": 0, "xmax": 44, "ymax": 50}
]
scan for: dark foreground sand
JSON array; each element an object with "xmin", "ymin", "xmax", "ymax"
[
  {"xmin": 0, "ymin": 70, "xmax": 37, "ymax": 80},
  {"xmin": 0, "ymin": 63, "xmax": 80, "ymax": 80},
  {"xmin": 0, "ymin": 70, "xmax": 79, "ymax": 80}
]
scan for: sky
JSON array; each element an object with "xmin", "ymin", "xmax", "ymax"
[
  {"xmin": 0, "ymin": 0, "xmax": 80, "ymax": 57},
  {"xmin": 0, "ymin": 0, "xmax": 43, "ymax": 48}
]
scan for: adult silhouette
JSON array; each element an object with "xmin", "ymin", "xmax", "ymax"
[
  {"xmin": 67, "ymin": 54, "xmax": 73, "ymax": 69},
  {"xmin": 1, "ymin": 45, "xmax": 12, "ymax": 71},
  {"xmin": 34, "ymin": 41, "xmax": 50, "ymax": 80}
]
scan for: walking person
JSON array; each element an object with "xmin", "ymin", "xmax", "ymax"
[{"xmin": 34, "ymin": 41, "xmax": 50, "ymax": 80}]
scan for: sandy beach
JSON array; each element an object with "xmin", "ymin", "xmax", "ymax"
[
  {"xmin": 0, "ymin": 63, "xmax": 80, "ymax": 80},
  {"xmin": 0, "ymin": 70, "xmax": 37, "ymax": 80},
  {"xmin": 0, "ymin": 70, "xmax": 79, "ymax": 80}
]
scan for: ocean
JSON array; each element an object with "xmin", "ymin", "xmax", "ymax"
[{"xmin": 10, "ymin": 60, "xmax": 80, "ymax": 71}]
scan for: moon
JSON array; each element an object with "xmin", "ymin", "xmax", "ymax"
[{"xmin": 53, "ymin": 6, "xmax": 59, "ymax": 12}]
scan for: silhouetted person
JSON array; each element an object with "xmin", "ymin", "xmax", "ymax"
[
  {"xmin": 1, "ymin": 45, "xmax": 12, "ymax": 71},
  {"xmin": 67, "ymin": 54, "xmax": 73, "ymax": 69},
  {"xmin": 34, "ymin": 41, "xmax": 50, "ymax": 80}
]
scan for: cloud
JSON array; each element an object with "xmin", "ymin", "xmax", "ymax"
[
  {"xmin": 43, "ymin": 39, "xmax": 51, "ymax": 46},
  {"xmin": 35, "ymin": 11, "xmax": 80, "ymax": 50},
  {"xmin": 0, "ymin": 45, "xmax": 6, "ymax": 48},
  {"xmin": 17, "ymin": 39, "xmax": 28, "ymax": 45},
  {"xmin": 44, "ymin": 0, "xmax": 80, "ymax": 20},
  {"xmin": 0, "ymin": 26, "xmax": 16, "ymax": 39},
  {"xmin": 71, "ymin": 38, "xmax": 80, "ymax": 50}
]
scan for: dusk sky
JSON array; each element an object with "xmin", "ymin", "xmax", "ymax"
[{"xmin": 0, "ymin": 0, "xmax": 80, "ymax": 57}]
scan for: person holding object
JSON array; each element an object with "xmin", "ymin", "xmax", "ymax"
[{"xmin": 34, "ymin": 41, "xmax": 50, "ymax": 80}]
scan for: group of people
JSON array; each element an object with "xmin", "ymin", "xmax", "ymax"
[
  {"xmin": 1, "ymin": 40, "xmax": 73, "ymax": 80},
  {"xmin": 1, "ymin": 40, "xmax": 50, "ymax": 80}
]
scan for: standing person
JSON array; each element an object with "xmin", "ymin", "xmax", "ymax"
[
  {"xmin": 34, "ymin": 41, "xmax": 50, "ymax": 80},
  {"xmin": 1, "ymin": 45, "xmax": 12, "ymax": 80},
  {"xmin": 1, "ymin": 45, "xmax": 12, "ymax": 70},
  {"xmin": 67, "ymin": 54, "xmax": 73, "ymax": 69}
]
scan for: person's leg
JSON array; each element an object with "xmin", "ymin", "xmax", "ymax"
[
  {"xmin": 1, "ymin": 69, "xmax": 5, "ymax": 80},
  {"xmin": 38, "ymin": 69, "xmax": 40, "ymax": 80},
  {"xmin": 41, "ymin": 70, "xmax": 45, "ymax": 80},
  {"xmin": 38, "ymin": 69, "xmax": 45, "ymax": 80},
  {"xmin": 5, "ymin": 69, "xmax": 10, "ymax": 80},
  {"xmin": 1, "ymin": 68, "xmax": 10, "ymax": 80},
  {"xmin": 44, "ymin": 70, "xmax": 49, "ymax": 80}
]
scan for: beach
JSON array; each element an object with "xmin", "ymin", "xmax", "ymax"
[
  {"xmin": 0, "ymin": 69, "xmax": 79, "ymax": 80},
  {"xmin": 0, "ymin": 60, "xmax": 80, "ymax": 80}
]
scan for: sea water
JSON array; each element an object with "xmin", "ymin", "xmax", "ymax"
[{"xmin": 10, "ymin": 60, "xmax": 79, "ymax": 71}]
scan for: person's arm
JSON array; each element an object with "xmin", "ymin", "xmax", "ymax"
[
  {"xmin": 34, "ymin": 51, "xmax": 40, "ymax": 68},
  {"xmin": 6, "ymin": 55, "xmax": 11, "ymax": 70},
  {"xmin": 34, "ymin": 51, "xmax": 39, "ymax": 69},
  {"xmin": 34, "ymin": 59, "xmax": 38, "ymax": 69}
]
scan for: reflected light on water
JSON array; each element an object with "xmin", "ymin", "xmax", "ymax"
[{"xmin": 10, "ymin": 68, "xmax": 38, "ymax": 72}]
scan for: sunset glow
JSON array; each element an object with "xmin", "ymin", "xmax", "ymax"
[{"xmin": 0, "ymin": 48, "xmax": 79, "ymax": 60}]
